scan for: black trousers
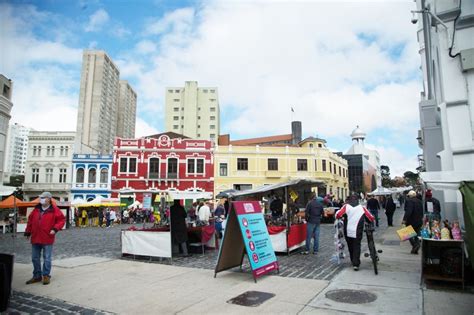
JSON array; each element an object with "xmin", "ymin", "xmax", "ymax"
[
  {"xmin": 346, "ymin": 236, "xmax": 362, "ymax": 267},
  {"xmin": 409, "ymin": 225, "xmax": 421, "ymax": 248},
  {"xmin": 386, "ymin": 211, "xmax": 394, "ymax": 226}
]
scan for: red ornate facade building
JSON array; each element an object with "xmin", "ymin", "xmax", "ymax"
[{"xmin": 111, "ymin": 132, "xmax": 214, "ymax": 203}]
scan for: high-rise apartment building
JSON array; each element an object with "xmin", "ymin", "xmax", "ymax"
[
  {"xmin": 76, "ymin": 50, "xmax": 120, "ymax": 155},
  {"xmin": 165, "ymin": 81, "xmax": 220, "ymax": 141},
  {"xmin": 116, "ymin": 80, "xmax": 137, "ymax": 139},
  {"xmin": 4, "ymin": 123, "xmax": 32, "ymax": 176},
  {"xmin": 0, "ymin": 74, "xmax": 14, "ymax": 185}
]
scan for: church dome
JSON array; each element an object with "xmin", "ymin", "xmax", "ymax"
[{"xmin": 351, "ymin": 125, "xmax": 366, "ymax": 140}]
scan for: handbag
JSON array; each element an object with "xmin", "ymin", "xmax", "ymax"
[{"xmin": 396, "ymin": 225, "xmax": 417, "ymax": 241}]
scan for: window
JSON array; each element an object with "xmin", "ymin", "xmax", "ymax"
[
  {"xmin": 76, "ymin": 168, "xmax": 84, "ymax": 183},
  {"xmin": 339, "ymin": 166, "xmax": 342, "ymax": 176},
  {"xmin": 173, "ymin": 107, "xmax": 179, "ymax": 112},
  {"xmin": 45, "ymin": 168, "xmax": 53, "ymax": 183},
  {"xmin": 309, "ymin": 143, "xmax": 314, "ymax": 148},
  {"xmin": 149, "ymin": 158, "xmax": 159, "ymax": 179},
  {"xmin": 173, "ymin": 99, "xmax": 180, "ymax": 102},
  {"xmin": 173, "ymin": 116, "xmax": 179, "ymax": 120},
  {"xmin": 60, "ymin": 146, "xmax": 64, "ymax": 156},
  {"xmin": 237, "ymin": 158, "xmax": 248, "ymax": 171},
  {"xmin": 65, "ymin": 146, "xmax": 69, "ymax": 156},
  {"xmin": 314, "ymin": 160, "xmax": 318, "ymax": 171},
  {"xmin": 333, "ymin": 164, "xmax": 337, "ymax": 174},
  {"xmin": 46, "ymin": 146, "xmax": 51, "ymax": 156},
  {"xmin": 210, "ymin": 134, "xmax": 215, "ymax": 139},
  {"xmin": 322, "ymin": 159, "xmax": 327, "ymax": 172},
  {"xmin": 210, "ymin": 89, "xmax": 215, "ymax": 93},
  {"xmin": 33, "ymin": 146, "xmax": 37, "ymax": 156},
  {"xmin": 297, "ymin": 159, "xmax": 308, "ymax": 171},
  {"xmin": 203, "ymin": 89, "xmax": 208, "ymax": 93},
  {"xmin": 38, "ymin": 146, "xmax": 41, "ymax": 156},
  {"xmin": 210, "ymin": 125, "xmax": 215, "ymax": 129},
  {"xmin": 318, "ymin": 143, "xmax": 322, "ymax": 148},
  {"xmin": 234, "ymin": 184, "xmax": 252, "ymax": 191},
  {"xmin": 210, "ymin": 107, "xmax": 216, "ymax": 112},
  {"xmin": 32, "ymin": 168, "xmax": 39, "ymax": 183},
  {"xmin": 120, "ymin": 158, "xmax": 128, "ymax": 172},
  {"xmin": 168, "ymin": 89, "xmax": 173, "ymax": 93},
  {"xmin": 219, "ymin": 163, "xmax": 228, "ymax": 176},
  {"xmin": 88, "ymin": 168, "xmax": 96, "ymax": 183},
  {"xmin": 210, "ymin": 116, "xmax": 215, "ymax": 120},
  {"xmin": 187, "ymin": 158, "xmax": 204, "ymax": 174},
  {"xmin": 268, "ymin": 158, "xmax": 278, "ymax": 171},
  {"xmin": 198, "ymin": 116, "xmax": 201, "ymax": 120},
  {"xmin": 59, "ymin": 168, "xmax": 67, "ymax": 183},
  {"xmin": 175, "ymin": 89, "xmax": 180, "ymax": 93},
  {"xmin": 51, "ymin": 146, "xmax": 55, "ymax": 156},
  {"xmin": 129, "ymin": 158, "xmax": 137, "ymax": 172},
  {"xmin": 167, "ymin": 158, "xmax": 178, "ymax": 179},
  {"xmin": 329, "ymin": 162, "xmax": 332, "ymax": 173},
  {"xmin": 173, "ymin": 125, "xmax": 178, "ymax": 129},
  {"xmin": 100, "ymin": 168, "xmax": 108, "ymax": 183}
]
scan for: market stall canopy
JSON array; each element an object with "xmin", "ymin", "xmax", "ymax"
[
  {"xmin": 368, "ymin": 187, "xmax": 394, "ymax": 196},
  {"xmin": 71, "ymin": 198, "xmax": 86, "ymax": 206},
  {"xmin": 168, "ymin": 190, "xmax": 213, "ymax": 200},
  {"xmin": 0, "ymin": 195, "xmax": 23, "ymax": 208},
  {"xmin": 229, "ymin": 179, "xmax": 325, "ymax": 199},
  {"xmin": 216, "ymin": 189, "xmax": 237, "ymax": 199},
  {"xmin": 0, "ymin": 186, "xmax": 16, "ymax": 197},
  {"xmin": 17, "ymin": 197, "xmax": 58, "ymax": 207},
  {"xmin": 420, "ymin": 171, "xmax": 474, "ymax": 191}
]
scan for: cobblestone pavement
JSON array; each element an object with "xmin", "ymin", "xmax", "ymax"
[
  {"xmin": 1, "ymin": 208, "xmax": 397, "ymax": 313},
  {"xmin": 5, "ymin": 291, "xmax": 112, "ymax": 315}
]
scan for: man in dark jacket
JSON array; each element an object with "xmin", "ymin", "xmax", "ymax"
[
  {"xmin": 24, "ymin": 192, "xmax": 65, "ymax": 285},
  {"xmin": 270, "ymin": 196, "xmax": 283, "ymax": 218},
  {"xmin": 425, "ymin": 190, "xmax": 441, "ymax": 221},
  {"xmin": 301, "ymin": 194, "xmax": 323, "ymax": 255},
  {"xmin": 170, "ymin": 199, "xmax": 188, "ymax": 256},
  {"xmin": 385, "ymin": 196, "xmax": 396, "ymax": 226},
  {"xmin": 402, "ymin": 190, "xmax": 423, "ymax": 254},
  {"xmin": 367, "ymin": 196, "xmax": 380, "ymax": 227}
]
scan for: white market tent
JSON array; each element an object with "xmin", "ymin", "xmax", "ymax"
[
  {"xmin": 167, "ymin": 190, "xmax": 213, "ymax": 200},
  {"xmin": 0, "ymin": 186, "xmax": 16, "ymax": 197},
  {"xmin": 368, "ymin": 186, "xmax": 394, "ymax": 196}
]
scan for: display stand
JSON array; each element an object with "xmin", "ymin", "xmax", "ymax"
[
  {"xmin": 267, "ymin": 224, "xmax": 306, "ymax": 253},
  {"xmin": 121, "ymin": 230, "xmax": 172, "ymax": 259},
  {"xmin": 421, "ymin": 238, "xmax": 465, "ymax": 289}
]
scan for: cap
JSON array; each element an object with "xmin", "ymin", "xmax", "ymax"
[
  {"xmin": 407, "ymin": 190, "xmax": 416, "ymax": 198},
  {"xmin": 39, "ymin": 192, "xmax": 52, "ymax": 199}
]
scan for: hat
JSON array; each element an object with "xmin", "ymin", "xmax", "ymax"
[
  {"xmin": 39, "ymin": 192, "xmax": 52, "ymax": 199},
  {"xmin": 407, "ymin": 190, "xmax": 416, "ymax": 198},
  {"xmin": 425, "ymin": 190, "xmax": 432, "ymax": 198}
]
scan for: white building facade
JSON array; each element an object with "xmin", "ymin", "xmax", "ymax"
[
  {"xmin": 345, "ymin": 126, "xmax": 381, "ymax": 188},
  {"xmin": 70, "ymin": 154, "xmax": 112, "ymax": 202},
  {"xmin": 22, "ymin": 131, "xmax": 75, "ymax": 201},
  {"xmin": 0, "ymin": 75, "xmax": 14, "ymax": 185},
  {"xmin": 165, "ymin": 81, "xmax": 220, "ymax": 142},
  {"xmin": 4, "ymin": 123, "xmax": 32, "ymax": 177},
  {"xmin": 415, "ymin": 0, "xmax": 474, "ymax": 222},
  {"xmin": 76, "ymin": 50, "xmax": 120, "ymax": 155}
]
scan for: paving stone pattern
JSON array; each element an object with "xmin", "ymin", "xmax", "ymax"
[{"xmin": 5, "ymin": 291, "xmax": 112, "ymax": 314}]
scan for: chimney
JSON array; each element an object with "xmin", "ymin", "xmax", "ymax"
[{"xmin": 291, "ymin": 121, "xmax": 302, "ymax": 145}]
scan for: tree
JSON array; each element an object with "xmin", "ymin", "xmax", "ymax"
[
  {"xmin": 381, "ymin": 165, "xmax": 392, "ymax": 187},
  {"xmin": 403, "ymin": 171, "xmax": 420, "ymax": 187}
]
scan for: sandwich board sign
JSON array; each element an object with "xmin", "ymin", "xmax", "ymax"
[{"xmin": 214, "ymin": 201, "xmax": 279, "ymax": 282}]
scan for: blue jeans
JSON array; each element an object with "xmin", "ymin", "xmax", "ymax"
[
  {"xmin": 306, "ymin": 223, "xmax": 320, "ymax": 252},
  {"xmin": 32, "ymin": 244, "xmax": 53, "ymax": 278}
]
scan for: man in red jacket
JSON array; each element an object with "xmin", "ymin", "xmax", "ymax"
[{"xmin": 24, "ymin": 192, "xmax": 65, "ymax": 285}]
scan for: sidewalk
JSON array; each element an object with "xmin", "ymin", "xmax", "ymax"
[{"xmin": 8, "ymin": 208, "xmax": 474, "ymax": 314}]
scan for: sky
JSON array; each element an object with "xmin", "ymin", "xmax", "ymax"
[{"xmin": 0, "ymin": 0, "xmax": 422, "ymax": 176}]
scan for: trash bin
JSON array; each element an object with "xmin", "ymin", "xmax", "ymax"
[{"xmin": 0, "ymin": 253, "xmax": 14, "ymax": 312}]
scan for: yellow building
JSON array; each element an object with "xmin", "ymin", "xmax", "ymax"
[{"xmin": 214, "ymin": 136, "xmax": 349, "ymax": 200}]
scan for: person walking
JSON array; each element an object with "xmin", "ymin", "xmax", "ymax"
[
  {"xmin": 170, "ymin": 199, "xmax": 188, "ymax": 256},
  {"xmin": 98, "ymin": 208, "xmax": 104, "ymax": 227},
  {"xmin": 335, "ymin": 194, "xmax": 375, "ymax": 271},
  {"xmin": 402, "ymin": 190, "xmax": 424, "ymax": 254},
  {"xmin": 109, "ymin": 209, "xmax": 116, "ymax": 226},
  {"xmin": 105, "ymin": 209, "xmax": 111, "ymax": 228},
  {"xmin": 301, "ymin": 194, "xmax": 323, "ymax": 255},
  {"xmin": 24, "ymin": 192, "xmax": 65, "ymax": 285},
  {"xmin": 81, "ymin": 209, "xmax": 88, "ymax": 227},
  {"xmin": 366, "ymin": 195, "xmax": 380, "ymax": 227},
  {"xmin": 385, "ymin": 196, "xmax": 396, "ymax": 227}
]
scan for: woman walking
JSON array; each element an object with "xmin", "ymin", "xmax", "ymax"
[{"xmin": 385, "ymin": 196, "xmax": 396, "ymax": 227}]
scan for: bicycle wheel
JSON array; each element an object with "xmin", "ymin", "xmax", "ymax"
[{"xmin": 368, "ymin": 236, "xmax": 378, "ymax": 275}]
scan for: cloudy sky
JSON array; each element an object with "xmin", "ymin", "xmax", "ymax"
[{"xmin": 0, "ymin": 0, "xmax": 422, "ymax": 176}]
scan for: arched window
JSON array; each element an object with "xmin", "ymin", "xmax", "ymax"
[
  {"xmin": 76, "ymin": 168, "xmax": 84, "ymax": 183},
  {"xmin": 149, "ymin": 158, "xmax": 160, "ymax": 179},
  {"xmin": 167, "ymin": 158, "xmax": 178, "ymax": 179},
  {"xmin": 100, "ymin": 168, "xmax": 108, "ymax": 183},
  {"xmin": 88, "ymin": 168, "xmax": 96, "ymax": 183}
]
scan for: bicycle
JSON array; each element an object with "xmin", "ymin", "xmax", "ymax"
[{"xmin": 364, "ymin": 221, "xmax": 382, "ymax": 275}]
